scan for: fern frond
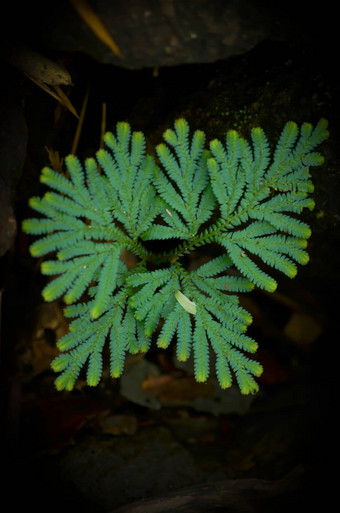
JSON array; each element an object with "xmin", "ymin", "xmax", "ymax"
[
  {"xmin": 128, "ymin": 267, "xmax": 181, "ymax": 335},
  {"xmin": 65, "ymin": 154, "xmax": 87, "ymax": 189},
  {"xmin": 229, "ymin": 347, "xmax": 263, "ymax": 391},
  {"xmin": 195, "ymin": 184, "xmax": 217, "ymax": 226},
  {"xmin": 192, "ymin": 253, "xmax": 229, "ymax": 275},
  {"xmin": 23, "ymin": 121, "xmax": 163, "ymax": 317},
  {"xmin": 25, "ymin": 196, "xmax": 58, "ymax": 219},
  {"xmin": 52, "ymin": 348, "xmax": 90, "ymax": 391},
  {"xmin": 176, "ymin": 307, "xmax": 193, "ymax": 361},
  {"xmin": 84, "ymin": 158, "xmax": 114, "ymax": 224},
  {"xmin": 96, "ymin": 126, "xmax": 162, "ymax": 237},
  {"xmin": 206, "ymin": 119, "xmax": 328, "ymax": 291},
  {"xmin": 151, "ymin": 119, "xmax": 214, "ymax": 238},
  {"xmin": 239, "ymin": 127, "xmax": 270, "ymax": 190},
  {"xmin": 142, "ymin": 206, "xmax": 190, "ymax": 241},
  {"xmin": 60, "ymin": 256, "xmax": 107, "ymax": 304},
  {"xmin": 90, "ymin": 244, "xmax": 124, "ymax": 318},
  {"xmin": 265, "ymin": 118, "xmax": 329, "ymax": 187},
  {"xmin": 40, "ymin": 165, "xmax": 78, "ymax": 198},
  {"xmin": 157, "ymin": 303, "xmax": 183, "ymax": 349},
  {"xmin": 192, "ymin": 314, "xmax": 210, "ymax": 383},
  {"xmin": 127, "ymin": 260, "xmax": 260, "ymax": 391},
  {"xmin": 24, "ymin": 117, "xmax": 328, "ymax": 394},
  {"xmin": 208, "ymin": 131, "xmax": 244, "ymax": 219},
  {"xmin": 51, "ymin": 284, "xmax": 149, "ymax": 390},
  {"xmin": 87, "ymin": 348, "xmax": 104, "ymax": 387},
  {"xmin": 22, "ymin": 215, "xmax": 85, "ymax": 239},
  {"xmin": 215, "ymin": 353, "xmax": 233, "ymax": 389}
]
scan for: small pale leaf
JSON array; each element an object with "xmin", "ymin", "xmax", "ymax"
[{"xmin": 175, "ymin": 290, "xmax": 197, "ymax": 315}]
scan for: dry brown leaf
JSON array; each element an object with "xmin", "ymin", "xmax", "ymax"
[
  {"xmin": 3, "ymin": 44, "xmax": 79, "ymax": 118},
  {"xmin": 4, "ymin": 44, "xmax": 72, "ymax": 86},
  {"xmin": 142, "ymin": 374, "xmax": 215, "ymax": 403},
  {"xmin": 52, "ymin": 84, "xmax": 79, "ymax": 119},
  {"xmin": 45, "ymin": 146, "xmax": 63, "ymax": 171}
]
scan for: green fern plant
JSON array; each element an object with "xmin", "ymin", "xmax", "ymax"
[{"xmin": 22, "ymin": 118, "xmax": 329, "ymax": 394}]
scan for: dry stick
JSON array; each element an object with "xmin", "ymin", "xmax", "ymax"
[
  {"xmin": 70, "ymin": 0, "xmax": 122, "ymax": 57},
  {"xmin": 53, "ymin": 85, "xmax": 79, "ymax": 120},
  {"xmin": 71, "ymin": 84, "xmax": 91, "ymax": 155}
]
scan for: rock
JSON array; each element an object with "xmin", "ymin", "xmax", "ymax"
[
  {"xmin": 113, "ymin": 465, "xmax": 304, "ymax": 513},
  {"xmin": 58, "ymin": 426, "xmax": 204, "ymax": 510},
  {"xmin": 2, "ymin": 0, "xmax": 336, "ymax": 70}
]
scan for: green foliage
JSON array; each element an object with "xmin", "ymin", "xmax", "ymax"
[{"xmin": 22, "ymin": 118, "xmax": 329, "ymax": 394}]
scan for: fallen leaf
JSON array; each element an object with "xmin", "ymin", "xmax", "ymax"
[
  {"xmin": 4, "ymin": 44, "xmax": 73, "ymax": 86},
  {"xmin": 45, "ymin": 146, "xmax": 63, "ymax": 171},
  {"xmin": 121, "ymin": 359, "xmax": 256, "ymax": 415},
  {"xmin": 3, "ymin": 44, "xmax": 79, "ymax": 118},
  {"xmin": 142, "ymin": 374, "xmax": 214, "ymax": 403}
]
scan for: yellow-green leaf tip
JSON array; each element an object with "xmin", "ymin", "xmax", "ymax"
[
  {"xmin": 241, "ymin": 382, "xmax": 259, "ymax": 395},
  {"xmin": 177, "ymin": 350, "xmax": 189, "ymax": 362},
  {"xmin": 87, "ymin": 375, "xmax": 100, "ymax": 387},
  {"xmin": 111, "ymin": 368, "xmax": 123, "ymax": 379},
  {"xmin": 266, "ymin": 279, "xmax": 277, "ymax": 293},
  {"xmin": 219, "ymin": 375, "xmax": 232, "ymax": 389},
  {"xmin": 195, "ymin": 367, "xmax": 208, "ymax": 383},
  {"xmin": 157, "ymin": 339, "xmax": 169, "ymax": 349},
  {"xmin": 54, "ymin": 375, "xmax": 75, "ymax": 392},
  {"xmin": 90, "ymin": 305, "xmax": 102, "ymax": 319}
]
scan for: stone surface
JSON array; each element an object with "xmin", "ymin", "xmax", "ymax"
[
  {"xmin": 58, "ymin": 426, "xmax": 204, "ymax": 511},
  {"xmin": 2, "ymin": 0, "xmax": 336, "ymax": 70},
  {"xmin": 113, "ymin": 465, "xmax": 303, "ymax": 513}
]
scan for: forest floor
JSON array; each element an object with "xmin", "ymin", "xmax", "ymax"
[{"xmin": 1, "ymin": 38, "xmax": 339, "ymax": 512}]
